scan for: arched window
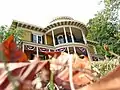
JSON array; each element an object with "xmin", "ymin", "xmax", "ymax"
[{"xmin": 57, "ymin": 35, "xmax": 65, "ymax": 44}]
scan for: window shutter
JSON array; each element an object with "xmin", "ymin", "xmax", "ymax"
[
  {"xmin": 42, "ymin": 36, "xmax": 44, "ymax": 44},
  {"xmin": 31, "ymin": 33, "xmax": 33, "ymax": 42}
]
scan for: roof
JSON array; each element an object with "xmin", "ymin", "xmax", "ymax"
[
  {"xmin": 50, "ymin": 16, "xmax": 74, "ymax": 23},
  {"xmin": 11, "ymin": 20, "xmax": 45, "ymax": 32},
  {"xmin": 10, "ymin": 17, "xmax": 88, "ymax": 35},
  {"xmin": 44, "ymin": 20, "xmax": 88, "ymax": 35}
]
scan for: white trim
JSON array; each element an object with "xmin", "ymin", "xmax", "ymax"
[
  {"xmin": 22, "ymin": 41, "xmax": 55, "ymax": 49},
  {"xmin": 45, "ymin": 34, "xmax": 47, "ymax": 44},
  {"xmin": 18, "ymin": 27, "xmax": 44, "ymax": 35},
  {"xmin": 49, "ymin": 19, "xmax": 87, "ymax": 28},
  {"xmin": 63, "ymin": 27, "xmax": 68, "ymax": 43},
  {"xmin": 32, "ymin": 34, "xmax": 42, "ymax": 44},
  {"xmin": 49, "ymin": 49, "xmax": 50, "ymax": 52},
  {"xmin": 81, "ymin": 30, "xmax": 92, "ymax": 61},
  {"xmin": 55, "ymin": 43, "xmax": 87, "ymax": 49},
  {"xmin": 22, "ymin": 43, "xmax": 24, "ymax": 52},
  {"xmin": 52, "ymin": 30, "xmax": 55, "ymax": 46},
  {"xmin": 23, "ymin": 41, "xmax": 87, "ymax": 52},
  {"xmin": 45, "ymin": 25, "xmax": 87, "ymax": 34},
  {"xmin": 69, "ymin": 27, "xmax": 74, "ymax": 43},
  {"xmin": 37, "ymin": 47, "xmax": 39, "ymax": 56},
  {"xmin": 67, "ymin": 47, "xmax": 69, "ymax": 54},
  {"xmin": 73, "ymin": 47, "xmax": 76, "ymax": 54},
  {"xmin": 86, "ymin": 48, "xmax": 92, "ymax": 62},
  {"xmin": 81, "ymin": 30, "xmax": 87, "ymax": 44}
]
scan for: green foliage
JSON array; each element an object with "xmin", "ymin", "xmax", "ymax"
[
  {"xmin": 0, "ymin": 25, "xmax": 23, "ymax": 44},
  {"xmin": 0, "ymin": 25, "xmax": 7, "ymax": 42},
  {"xmin": 92, "ymin": 59, "xmax": 120, "ymax": 77},
  {"xmin": 87, "ymin": 0, "xmax": 120, "ymax": 55}
]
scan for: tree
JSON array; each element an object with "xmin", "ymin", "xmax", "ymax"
[
  {"xmin": 0, "ymin": 25, "xmax": 7, "ymax": 42},
  {"xmin": 0, "ymin": 25, "xmax": 23, "ymax": 45},
  {"xmin": 87, "ymin": 0, "xmax": 120, "ymax": 56}
]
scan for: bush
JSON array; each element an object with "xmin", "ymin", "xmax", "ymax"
[{"xmin": 92, "ymin": 59, "xmax": 120, "ymax": 78}]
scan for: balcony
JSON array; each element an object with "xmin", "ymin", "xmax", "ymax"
[{"xmin": 22, "ymin": 41, "xmax": 89, "ymax": 60}]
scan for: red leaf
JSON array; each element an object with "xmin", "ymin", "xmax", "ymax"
[{"xmin": 1, "ymin": 35, "xmax": 28, "ymax": 62}]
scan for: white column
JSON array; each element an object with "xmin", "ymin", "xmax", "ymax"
[
  {"xmin": 69, "ymin": 27, "xmax": 74, "ymax": 43},
  {"xmin": 52, "ymin": 30, "xmax": 55, "ymax": 46},
  {"xmin": 37, "ymin": 47, "xmax": 39, "ymax": 56},
  {"xmin": 81, "ymin": 30, "xmax": 87, "ymax": 44},
  {"xmin": 67, "ymin": 47, "xmax": 69, "ymax": 54},
  {"xmin": 49, "ymin": 49, "xmax": 50, "ymax": 52},
  {"xmin": 73, "ymin": 47, "xmax": 76, "ymax": 54},
  {"xmin": 22, "ymin": 43, "xmax": 24, "ymax": 52},
  {"xmin": 86, "ymin": 48, "xmax": 92, "ymax": 65},
  {"xmin": 63, "ymin": 27, "xmax": 68, "ymax": 43},
  {"xmin": 45, "ymin": 34, "xmax": 47, "ymax": 44},
  {"xmin": 81, "ymin": 30, "xmax": 92, "ymax": 62}
]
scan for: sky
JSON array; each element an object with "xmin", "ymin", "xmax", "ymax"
[{"xmin": 0, "ymin": 0, "xmax": 104, "ymax": 27}]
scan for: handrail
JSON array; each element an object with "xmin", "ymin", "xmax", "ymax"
[
  {"xmin": 55, "ymin": 42, "xmax": 88, "ymax": 49},
  {"xmin": 22, "ymin": 41, "xmax": 55, "ymax": 50},
  {"xmin": 22, "ymin": 41, "xmax": 88, "ymax": 50}
]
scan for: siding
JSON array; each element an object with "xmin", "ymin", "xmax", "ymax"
[
  {"xmin": 46, "ymin": 35, "xmax": 53, "ymax": 45},
  {"xmin": 22, "ymin": 30, "xmax": 32, "ymax": 42}
]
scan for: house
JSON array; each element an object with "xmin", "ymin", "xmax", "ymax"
[{"xmin": 10, "ymin": 16, "xmax": 97, "ymax": 60}]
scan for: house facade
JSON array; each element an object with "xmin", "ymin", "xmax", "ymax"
[{"xmin": 10, "ymin": 16, "xmax": 97, "ymax": 60}]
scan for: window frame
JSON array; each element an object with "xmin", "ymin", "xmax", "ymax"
[{"xmin": 32, "ymin": 34, "xmax": 42, "ymax": 44}]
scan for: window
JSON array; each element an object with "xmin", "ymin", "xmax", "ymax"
[
  {"xmin": 38, "ymin": 36, "xmax": 42, "ymax": 43},
  {"xmin": 57, "ymin": 35, "xmax": 65, "ymax": 44},
  {"xmin": 33, "ymin": 34, "xmax": 37, "ymax": 43},
  {"xmin": 67, "ymin": 34, "xmax": 72, "ymax": 42},
  {"xmin": 32, "ymin": 34, "xmax": 42, "ymax": 44}
]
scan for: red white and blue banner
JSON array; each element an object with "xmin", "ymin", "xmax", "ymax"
[
  {"xmin": 24, "ymin": 45, "xmax": 36, "ymax": 51},
  {"xmin": 38, "ymin": 48, "xmax": 49, "ymax": 52},
  {"xmin": 56, "ymin": 48, "xmax": 66, "ymax": 52},
  {"xmin": 77, "ymin": 47, "xmax": 87, "ymax": 56}
]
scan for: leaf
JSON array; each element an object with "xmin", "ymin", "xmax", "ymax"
[{"xmin": 0, "ymin": 35, "xmax": 28, "ymax": 62}]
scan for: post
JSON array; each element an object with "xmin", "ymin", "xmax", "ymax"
[
  {"xmin": 73, "ymin": 47, "xmax": 76, "ymax": 54},
  {"xmin": 45, "ymin": 34, "xmax": 47, "ymax": 44},
  {"xmin": 49, "ymin": 49, "xmax": 50, "ymax": 52},
  {"xmin": 81, "ymin": 30, "xmax": 87, "ymax": 44},
  {"xmin": 22, "ymin": 43, "xmax": 24, "ymax": 52},
  {"xmin": 69, "ymin": 27, "xmax": 74, "ymax": 43},
  {"xmin": 37, "ymin": 47, "xmax": 39, "ymax": 56},
  {"xmin": 81, "ymin": 30, "xmax": 92, "ymax": 63},
  {"xmin": 63, "ymin": 27, "xmax": 68, "ymax": 43},
  {"xmin": 67, "ymin": 47, "xmax": 69, "ymax": 54},
  {"xmin": 52, "ymin": 30, "xmax": 55, "ymax": 46}
]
